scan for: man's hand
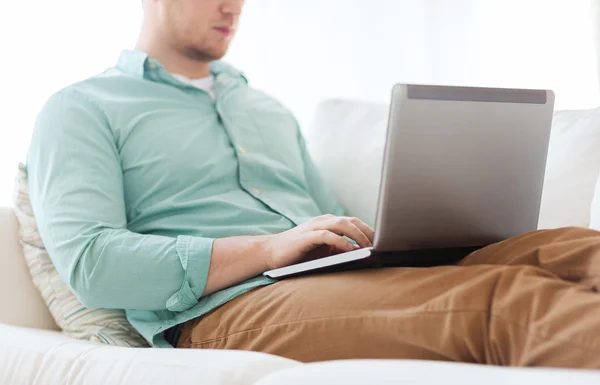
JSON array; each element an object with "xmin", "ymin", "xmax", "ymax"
[
  {"xmin": 262, "ymin": 214, "xmax": 375, "ymax": 271},
  {"xmin": 205, "ymin": 215, "xmax": 374, "ymax": 295}
]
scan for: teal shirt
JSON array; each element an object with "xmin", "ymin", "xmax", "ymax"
[{"xmin": 26, "ymin": 50, "xmax": 345, "ymax": 347}]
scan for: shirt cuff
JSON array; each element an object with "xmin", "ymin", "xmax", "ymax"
[{"xmin": 166, "ymin": 235, "xmax": 214, "ymax": 312}]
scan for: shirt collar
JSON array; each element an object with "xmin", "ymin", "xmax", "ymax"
[{"xmin": 115, "ymin": 49, "xmax": 246, "ymax": 82}]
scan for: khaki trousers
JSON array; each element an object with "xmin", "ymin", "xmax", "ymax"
[{"xmin": 178, "ymin": 227, "xmax": 600, "ymax": 368}]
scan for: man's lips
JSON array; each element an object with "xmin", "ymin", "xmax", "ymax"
[{"xmin": 213, "ymin": 26, "xmax": 234, "ymax": 38}]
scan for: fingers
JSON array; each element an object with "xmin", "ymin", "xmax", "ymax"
[
  {"xmin": 314, "ymin": 216, "xmax": 373, "ymax": 248},
  {"xmin": 347, "ymin": 217, "xmax": 375, "ymax": 244},
  {"xmin": 308, "ymin": 230, "xmax": 358, "ymax": 252}
]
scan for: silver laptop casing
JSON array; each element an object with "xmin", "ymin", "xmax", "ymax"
[{"xmin": 373, "ymin": 84, "xmax": 555, "ymax": 251}]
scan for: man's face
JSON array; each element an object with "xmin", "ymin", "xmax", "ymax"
[{"xmin": 156, "ymin": 0, "xmax": 244, "ymax": 61}]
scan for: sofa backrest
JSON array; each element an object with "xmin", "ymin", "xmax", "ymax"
[{"xmin": 0, "ymin": 208, "xmax": 58, "ymax": 330}]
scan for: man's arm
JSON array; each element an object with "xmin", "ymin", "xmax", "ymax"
[
  {"xmin": 28, "ymin": 89, "xmax": 223, "ymax": 312},
  {"xmin": 28, "ymin": 90, "xmax": 374, "ymax": 310}
]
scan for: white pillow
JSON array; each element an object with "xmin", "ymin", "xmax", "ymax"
[
  {"xmin": 306, "ymin": 99, "xmax": 388, "ymax": 227},
  {"xmin": 307, "ymin": 100, "xmax": 600, "ymax": 230},
  {"xmin": 538, "ymin": 108, "xmax": 600, "ymax": 229}
]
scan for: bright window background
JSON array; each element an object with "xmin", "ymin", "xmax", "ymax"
[{"xmin": 1, "ymin": 0, "xmax": 599, "ymax": 205}]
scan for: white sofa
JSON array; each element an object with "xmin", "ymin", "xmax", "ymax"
[{"xmin": 2, "ymin": 100, "xmax": 600, "ymax": 384}]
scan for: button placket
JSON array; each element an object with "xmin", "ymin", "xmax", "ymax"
[{"xmin": 215, "ymin": 85, "xmax": 301, "ymax": 227}]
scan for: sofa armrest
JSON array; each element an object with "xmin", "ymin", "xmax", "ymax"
[
  {"xmin": 0, "ymin": 207, "xmax": 58, "ymax": 330},
  {"xmin": 256, "ymin": 359, "xmax": 600, "ymax": 385}
]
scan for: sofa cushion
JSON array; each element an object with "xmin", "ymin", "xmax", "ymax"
[
  {"xmin": 255, "ymin": 359, "xmax": 600, "ymax": 385},
  {"xmin": 12, "ymin": 163, "xmax": 148, "ymax": 347},
  {"xmin": 306, "ymin": 100, "xmax": 600, "ymax": 229},
  {"xmin": 0, "ymin": 323, "xmax": 298, "ymax": 385}
]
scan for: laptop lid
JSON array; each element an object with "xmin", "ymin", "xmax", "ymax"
[{"xmin": 373, "ymin": 84, "xmax": 555, "ymax": 252}]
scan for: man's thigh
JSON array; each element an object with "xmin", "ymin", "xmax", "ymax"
[{"xmin": 177, "ymin": 265, "xmax": 537, "ymax": 362}]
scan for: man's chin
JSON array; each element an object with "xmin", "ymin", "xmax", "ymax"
[
  {"xmin": 184, "ymin": 45, "xmax": 229, "ymax": 63},
  {"xmin": 207, "ymin": 50, "xmax": 228, "ymax": 61}
]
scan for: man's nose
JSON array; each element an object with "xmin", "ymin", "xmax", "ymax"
[{"xmin": 221, "ymin": 0, "xmax": 244, "ymax": 16}]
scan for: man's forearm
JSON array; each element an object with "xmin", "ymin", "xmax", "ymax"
[
  {"xmin": 203, "ymin": 235, "xmax": 271, "ymax": 296},
  {"xmin": 202, "ymin": 216, "xmax": 374, "ymax": 297}
]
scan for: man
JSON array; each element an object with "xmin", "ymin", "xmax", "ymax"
[{"xmin": 27, "ymin": 0, "xmax": 600, "ymax": 367}]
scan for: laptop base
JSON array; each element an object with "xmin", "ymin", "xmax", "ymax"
[{"xmin": 264, "ymin": 246, "xmax": 483, "ymax": 280}]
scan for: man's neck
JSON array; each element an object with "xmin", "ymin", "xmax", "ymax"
[{"xmin": 136, "ymin": 36, "xmax": 211, "ymax": 79}]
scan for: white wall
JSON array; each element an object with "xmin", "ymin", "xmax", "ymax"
[
  {"xmin": 226, "ymin": 0, "xmax": 600, "ymax": 129},
  {"xmin": 225, "ymin": 0, "xmax": 434, "ymax": 128},
  {"xmin": 468, "ymin": 0, "xmax": 599, "ymax": 106}
]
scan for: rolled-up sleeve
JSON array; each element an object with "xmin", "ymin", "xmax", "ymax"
[
  {"xmin": 27, "ymin": 89, "xmax": 212, "ymax": 312},
  {"xmin": 166, "ymin": 236, "xmax": 213, "ymax": 312}
]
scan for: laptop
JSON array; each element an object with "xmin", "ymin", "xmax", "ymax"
[{"xmin": 264, "ymin": 84, "xmax": 555, "ymax": 280}]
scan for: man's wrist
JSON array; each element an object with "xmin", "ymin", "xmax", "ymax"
[{"xmin": 254, "ymin": 234, "xmax": 275, "ymax": 272}]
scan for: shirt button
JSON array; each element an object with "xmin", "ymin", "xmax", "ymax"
[
  {"xmin": 238, "ymin": 147, "xmax": 246, "ymax": 154},
  {"xmin": 252, "ymin": 188, "xmax": 262, "ymax": 195},
  {"xmin": 148, "ymin": 62, "xmax": 157, "ymax": 70}
]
